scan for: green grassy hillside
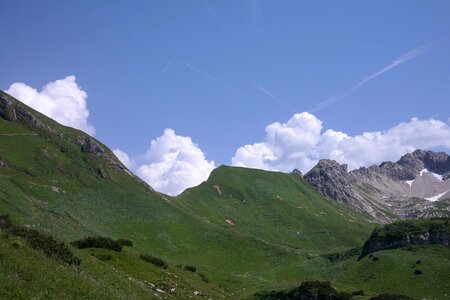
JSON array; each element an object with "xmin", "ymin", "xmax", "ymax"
[
  {"xmin": 1, "ymin": 90, "xmax": 449, "ymax": 299},
  {"xmin": 176, "ymin": 165, "xmax": 373, "ymax": 253},
  {"xmin": 0, "ymin": 223, "xmax": 230, "ymax": 299}
]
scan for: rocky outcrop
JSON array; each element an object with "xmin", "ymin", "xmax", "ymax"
[
  {"xmin": 291, "ymin": 168, "xmax": 303, "ymax": 178},
  {"xmin": 76, "ymin": 136, "xmax": 106, "ymax": 155},
  {"xmin": 360, "ymin": 218, "xmax": 449, "ymax": 258},
  {"xmin": 0, "ymin": 95, "xmax": 17, "ymax": 121},
  {"xmin": 304, "ymin": 160, "xmax": 359, "ymax": 206}
]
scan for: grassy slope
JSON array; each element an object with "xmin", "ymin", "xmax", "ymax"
[
  {"xmin": 176, "ymin": 165, "xmax": 373, "ymax": 253},
  {"xmin": 0, "ymin": 91, "xmax": 449, "ymax": 298},
  {"xmin": 0, "ymin": 228, "xmax": 230, "ymax": 299},
  {"xmin": 0, "ymin": 91, "xmax": 373, "ymax": 296},
  {"xmin": 329, "ymin": 245, "xmax": 450, "ymax": 299}
]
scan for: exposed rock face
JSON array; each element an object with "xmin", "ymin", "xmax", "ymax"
[
  {"xmin": 0, "ymin": 95, "xmax": 17, "ymax": 121},
  {"xmin": 303, "ymin": 160, "xmax": 359, "ymax": 206},
  {"xmin": 76, "ymin": 136, "xmax": 106, "ymax": 155},
  {"xmin": 360, "ymin": 219, "xmax": 449, "ymax": 258},
  {"xmin": 291, "ymin": 168, "xmax": 303, "ymax": 178},
  {"xmin": 304, "ymin": 150, "xmax": 450, "ymax": 222}
]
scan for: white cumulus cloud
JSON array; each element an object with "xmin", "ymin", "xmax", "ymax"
[
  {"xmin": 6, "ymin": 76, "xmax": 95, "ymax": 135},
  {"xmin": 135, "ymin": 129, "xmax": 215, "ymax": 196},
  {"xmin": 232, "ymin": 112, "xmax": 450, "ymax": 173}
]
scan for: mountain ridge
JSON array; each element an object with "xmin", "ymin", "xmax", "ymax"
[{"xmin": 304, "ymin": 150, "xmax": 450, "ymax": 222}]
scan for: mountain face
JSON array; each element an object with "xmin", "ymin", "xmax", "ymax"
[
  {"xmin": 0, "ymin": 90, "xmax": 374, "ymax": 297},
  {"xmin": 304, "ymin": 150, "xmax": 450, "ymax": 222},
  {"xmin": 1, "ymin": 90, "xmax": 449, "ymax": 299}
]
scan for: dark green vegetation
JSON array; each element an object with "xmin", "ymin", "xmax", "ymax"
[
  {"xmin": 0, "ymin": 214, "xmax": 80, "ymax": 265},
  {"xmin": 0, "ymin": 91, "xmax": 449, "ymax": 298},
  {"xmin": 140, "ymin": 254, "xmax": 168, "ymax": 269},
  {"xmin": 184, "ymin": 265, "xmax": 197, "ymax": 272},
  {"xmin": 253, "ymin": 281, "xmax": 352, "ymax": 300},
  {"xmin": 71, "ymin": 236, "xmax": 124, "ymax": 252},
  {"xmin": 0, "ymin": 225, "xmax": 230, "ymax": 299}
]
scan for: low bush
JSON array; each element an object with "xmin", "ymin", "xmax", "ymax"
[
  {"xmin": 198, "ymin": 273, "xmax": 209, "ymax": 283},
  {"xmin": 0, "ymin": 215, "xmax": 13, "ymax": 229},
  {"xmin": 71, "ymin": 236, "xmax": 122, "ymax": 252},
  {"xmin": 184, "ymin": 265, "xmax": 197, "ymax": 272},
  {"xmin": 9, "ymin": 225, "xmax": 80, "ymax": 265},
  {"xmin": 414, "ymin": 269, "xmax": 422, "ymax": 275},
  {"xmin": 352, "ymin": 290, "xmax": 364, "ymax": 296},
  {"xmin": 140, "ymin": 254, "xmax": 168, "ymax": 269},
  {"xmin": 116, "ymin": 239, "xmax": 133, "ymax": 247}
]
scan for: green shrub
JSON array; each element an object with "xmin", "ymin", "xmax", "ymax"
[
  {"xmin": 116, "ymin": 239, "xmax": 133, "ymax": 247},
  {"xmin": 0, "ymin": 215, "xmax": 13, "ymax": 229},
  {"xmin": 140, "ymin": 254, "xmax": 168, "ymax": 269},
  {"xmin": 11, "ymin": 239, "xmax": 22, "ymax": 249},
  {"xmin": 369, "ymin": 294, "xmax": 414, "ymax": 300},
  {"xmin": 414, "ymin": 269, "xmax": 422, "ymax": 275},
  {"xmin": 71, "ymin": 236, "xmax": 122, "ymax": 252},
  {"xmin": 198, "ymin": 273, "xmax": 209, "ymax": 283},
  {"xmin": 352, "ymin": 290, "xmax": 364, "ymax": 296},
  {"xmin": 184, "ymin": 265, "xmax": 197, "ymax": 272},
  {"xmin": 300, "ymin": 281, "xmax": 336, "ymax": 297},
  {"xmin": 9, "ymin": 225, "xmax": 80, "ymax": 265}
]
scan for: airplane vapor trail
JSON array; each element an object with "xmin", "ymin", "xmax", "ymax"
[{"xmin": 310, "ymin": 44, "xmax": 431, "ymax": 112}]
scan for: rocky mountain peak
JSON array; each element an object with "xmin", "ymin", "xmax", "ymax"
[
  {"xmin": 398, "ymin": 150, "xmax": 450, "ymax": 175},
  {"xmin": 304, "ymin": 159, "xmax": 360, "ymax": 207}
]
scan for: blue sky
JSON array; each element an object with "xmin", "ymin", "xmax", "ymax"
[{"xmin": 1, "ymin": 1, "xmax": 450, "ymax": 195}]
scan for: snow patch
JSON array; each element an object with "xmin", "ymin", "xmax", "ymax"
[
  {"xmin": 425, "ymin": 190, "xmax": 450, "ymax": 202},
  {"xmin": 405, "ymin": 180, "xmax": 414, "ymax": 187},
  {"xmin": 418, "ymin": 168, "xmax": 442, "ymax": 181},
  {"xmin": 431, "ymin": 172, "xmax": 443, "ymax": 181}
]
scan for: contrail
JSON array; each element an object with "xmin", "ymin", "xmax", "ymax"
[
  {"xmin": 184, "ymin": 63, "xmax": 240, "ymax": 94},
  {"xmin": 310, "ymin": 44, "xmax": 431, "ymax": 113},
  {"xmin": 254, "ymin": 83, "xmax": 295, "ymax": 112},
  {"xmin": 201, "ymin": 0, "xmax": 222, "ymax": 23},
  {"xmin": 163, "ymin": 55, "xmax": 178, "ymax": 73}
]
